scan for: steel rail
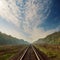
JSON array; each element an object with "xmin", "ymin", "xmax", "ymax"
[{"xmin": 19, "ymin": 46, "xmax": 41, "ymax": 60}]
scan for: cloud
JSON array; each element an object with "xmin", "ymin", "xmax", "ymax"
[
  {"xmin": 0, "ymin": 0, "xmax": 20, "ymax": 27},
  {"xmin": 20, "ymin": 0, "xmax": 52, "ymax": 36},
  {"xmin": 24, "ymin": 25, "xmax": 60, "ymax": 42},
  {"xmin": 0, "ymin": 0, "xmax": 52, "ymax": 30},
  {"xmin": 0, "ymin": 24, "xmax": 27, "ymax": 41},
  {"xmin": 1, "ymin": 0, "xmax": 60, "ymax": 43}
]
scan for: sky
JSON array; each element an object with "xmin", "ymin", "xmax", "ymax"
[{"xmin": 0, "ymin": 0, "xmax": 60, "ymax": 43}]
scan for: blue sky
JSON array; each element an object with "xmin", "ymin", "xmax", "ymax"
[
  {"xmin": 39, "ymin": 0, "xmax": 60, "ymax": 31},
  {"xmin": 0, "ymin": 0, "xmax": 60, "ymax": 42}
]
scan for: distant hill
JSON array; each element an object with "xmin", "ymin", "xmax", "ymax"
[
  {"xmin": 0, "ymin": 32, "xmax": 29, "ymax": 45},
  {"xmin": 34, "ymin": 31, "xmax": 60, "ymax": 45}
]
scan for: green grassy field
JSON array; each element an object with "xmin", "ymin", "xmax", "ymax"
[
  {"xmin": 34, "ymin": 44, "xmax": 60, "ymax": 60},
  {"xmin": 0, "ymin": 45, "xmax": 27, "ymax": 60}
]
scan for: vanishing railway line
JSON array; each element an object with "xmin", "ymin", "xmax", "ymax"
[{"xmin": 9, "ymin": 45, "xmax": 49, "ymax": 60}]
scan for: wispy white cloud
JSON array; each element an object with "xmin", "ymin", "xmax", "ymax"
[
  {"xmin": 1, "ymin": 0, "xmax": 59, "ymax": 43},
  {"xmin": 18, "ymin": 0, "xmax": 52, "ymax": 42},
  {"xmin": 0, "ymin": 24, "xmax": 26, "ymax": 40},
  {"xmin": 20, "ymin": 0, "xmax": 52, "ymax": 37},
  {"xmin": 0, "ymin": 0, "xmax": 20, "ymax": 27},
  {"xmin": 24, "ymin": 26, "xmax": 60, "ymax": 42}
]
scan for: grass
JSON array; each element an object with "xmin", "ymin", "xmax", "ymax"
[
  {"xmin": 0, "ymin": 53, "xmax": 14, "ymax": 60},
  {"xmin": 34, "ymin": 44, "xmax": 60, "ymax": 60},
  {"xmin": 0, "ymin": 45, "xmax": 28, "ymax": 60}
]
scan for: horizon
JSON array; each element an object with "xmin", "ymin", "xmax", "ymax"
[
  {"xmin": 0, "ymin": 0, "xmax": 60, "ymax": 43},
  {"xmin": 0, "ymin": 31, "xmax": 60, "ymax": 43}
]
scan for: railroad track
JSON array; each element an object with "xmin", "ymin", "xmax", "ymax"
[
  {"xmin": 19, "ymin": 45, "xmax": 49, "ymax": 60},
  {"xmin": 10, "ymin": 45, "xmax": 49, "ymax": 60},
  {"xmin": 19, "ymin": 45, "xmax": 39, "ymax": 60}
]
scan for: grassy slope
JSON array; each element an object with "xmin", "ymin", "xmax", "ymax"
[
  {"xmin": 0, "ymin": 32, "xmax": 29, "ymax": 45},
  {"xmin": 44, "ymin": 31, "xmax": 60, "ymax": 44},
  {"xmin": 35, "ymin": 31, "xmax": 60, "ymax": 45},
  {"xmin": 34, "ymin": 31, "xmax": 60, "ymax": 60}
]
